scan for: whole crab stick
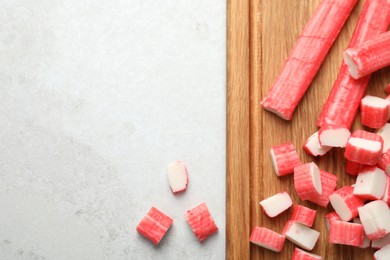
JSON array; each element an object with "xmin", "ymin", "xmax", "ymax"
[
  {"xmin": 317, "ymin": 0, "xmax": 390, "ymax": 128},
  {"xmin": 344, "ymin": 31, "xmax": 390, "ymax": 79},
  {"xmin": 261, "ymin": 0, "xmax": 358, "ymax": 120}
]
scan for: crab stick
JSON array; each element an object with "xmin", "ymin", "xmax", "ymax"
[
  {"xmin": 378, "ymin": 149, "xmax": 390, "ymax": 175},
  {"xmin": 329, "ymin": 220, "xmax": 364, "ymax": 247},
  {"xmin": 353, "ymin": 166, "xmax": 387, "ymax": 200},
  {"xmin": 259, "ymin": 192, "xmax": 293, "ymax": 218},
  {"xmin": 375, "ymin": 244, "xmax": 390, "ymax": 260},
  {"xmin": 345, "ymin": 160, "xmax": 365, "ymax": 176},
  {"xmin": 325, "ymin": 212, "xmax": 341, "ymax": 231},
  {"xmin": 318, "ymin": 124, "xmax": 350, "ymax": 147},
  {"xmin": 292, "ymin": 248, "xmax": 322, "ymax": 260},
  {"xmin": 168, "ymin": 161, "xmax": 188, "ymax": 193},
  {"xmin": 344, "ymin": 31, "xmax": 390, "ymax": 79},
  {"xmin": 317, "ymin": 0, "xmax": 390, "ymax": 128},
  {"xmin": 270, "ymin": 142, "xmax": 301, "ymax": 176},
  {"xmin": 344, "ymin": 130, "xmax": 383, "ymax": 165},
  {"xmin": 382, "ymin": 176, "xmax": 390, "ymax": 206},
  {"xmin": 291, "ymin": 205, "xmax": 317, "ymax": 227},
  {"xmin": 358, "ymin": 200, "xmax": 390, "ymax": 240},
  {"xmin": 353, "ymin": 218, "xmax": 371, "ymax": 248},
  {"xmin": 308, "ymin": 170, "xmax": 337, "ymax": 207},
  {"xmin": 294, "ymin": 163, "xmax": 322, "ymax": 201},
  {"xmin": 303, "ymin": 131, "xmax": 332, "ymax": 157},
  {"xmin": 283, "ymin": 220, "xmax": 320, "ymax": 251},
  {"xmin": 185, "ymin": 203, "xmax": 218, "ymax": 242},
  {"xmin": 261, "ymin": 0, "xmax": 358, "ymax": 120},
  {"xmin": 377, "ymin": 123, "xmax": 390, "ymax": 153},
  {"xmin": 249, "ymin": 227, "xmax": 285, "ymax": 252},
  {"xmin": 329, "ymin": 186, "xmax": 365, "ymax": 221},
  {"xmin": 360, "ymin": 95, "xmax": 390, "ymax": 129}
]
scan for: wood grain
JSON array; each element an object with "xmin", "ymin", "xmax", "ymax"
[{"xmin": 227, "ymin": 0, "xmax": 390, "ymax": 259}]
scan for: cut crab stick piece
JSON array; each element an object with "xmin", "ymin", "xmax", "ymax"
[
  {"xmin": 345, "ymin": 160, "xmax": 365, "ymax": 176},
  {"xmin": 318, "ymin": 124, "xmax": 350, "ymax": 147},
  {"xmin": 358, "ymin": 200, "xmax": 390, "ymax": 240},
  {"xmin": 372, "ymin": 233, "xmax": 390, "ymax": 249},
  {"xmin": 325, "ymin": 212, "xmax": 341, "ymax": 231},
  {"xmin": 377, "ymin": 123, "xmax": 390, "ymax": 153},
  {"xmin": 344, "ymin": 31, "xmax": 390, "ymax": 80},
  {"xmin": 344, "ymin": 130, "xmax": 383, "ymax": 165},
  {"xmin": 167, "ymin": 161, "xmax": 188, "ymax": 193},
  {"xmin": 283, "ymin": 220, "xmax": 320, "ymax": 251},
  {"xmin": 261, "ymin": 0, "xmax": 358, "ymax": 120},
  {"xmin": 259, "ymin": 192, "xmax": 292, "ymax": 218},
  {"xmin": 360, "ymin": 96, "xmax": 390, "ymax": 129},
  {"xmin": 329, "ymin": 186, "xmax": 365, "ymax": 221},
  {"xmin": 294, "ymin": 163, "xmax": 322, "ymax": 201},
  {"xmin": 353, "ymin": 218, "xmax": 371, "ymax": 248},
  {"xmin": 308, "ymin": 170, "xmax": 337, "ymax": 207},
  {"xmin": 375, "ymin": 244, "xmax": 390, "ymax": 260},
  {"xmin": 317, "ymin": 0, "xmax": 390, "ymax": 129},
  {"xmin": 136, "ymin": 207, "xmax": 173, "ymax": 245},
  {"xmin": 291, "ymin": 205, "xmax": 317, "ymax": 227},
  {"xmin": 386, "ymin": 84, "xmax": 390, "ymax": 95},
  {"xmin": 292, "ymin": 247, "xmax": 322, "ymax": 260},
  {"xmin": 270, "ymin": 142, "xmax": 301, "ymax": 176},
  {"xmin": 353, "ymin": 166, "xmax": 386, "ymax": 200},
  {"xmin": 378, "ymin": 149, "xmax": 390, "ymax": 175},
  {"xmin": 185, "ymin": 203, "xmax": 218, "ymax": 242},
  {"xmin": 303, "ymin": 131, "xmax": 332, "ymax": 157},
  {"xmin": 382, "ymin": 176, "xmax": 390, "ymax": 206},
  {"xmin": 249, "ymin": 227, "xmax": 285, "ymax": 252},
  {"xmin": 329, "ymin": 220, "xmax": 364, "ymax": 247}
]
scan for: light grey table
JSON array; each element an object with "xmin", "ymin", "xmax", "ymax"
[{"xmin": 0, "ymin": 0, "xmax": 226, "ymax": 259}]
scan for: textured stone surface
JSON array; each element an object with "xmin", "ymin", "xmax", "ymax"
[{"xmin": 0, "ymin": 0, "xmax": 226, "ymax": 259}]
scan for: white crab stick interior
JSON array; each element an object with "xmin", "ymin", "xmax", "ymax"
[
  {"xmin": 372, "ymin": 232, "xmax": 390, "ymax": 249},
  {"xmin": 168, "ymin": 161, "xmax": 188, "ymax": 193},
  {"xmin": 320, "ymin": 128, "xmax": 350, "ymax": 147},
  {"xmin": 362, "ymin": 95, "xmax": 390, "ymax": 110},
  {"xmin": 353, "ymin": 167, "xmax": 387, "ymax": 199},
  {"xmin": 284, "ymin": 222, "xmax": 320, "ymax": 251},
  {"xmin": 375, "ymin": 244, "xmax": 390, "ymax": 260},
  {"xmin": 259, "ymin": 192, "xmax": 292, "ymax": 218},
  {"xmin": 343, "ymin": 51, "xmax": 359, "ymax": 79},
  {"xmin": 378, "ymin": 123, "xmax": 390, "ymax": 153},
  {"xmin": 304, "ymin": 131, "xmax": 332, "ymax": 156},
  {"xmin": 358, "ymin": 200, "xmax": 390, "ymax": 240},
  {"xmin": 348, "ymin": 137, "xmax": 382, "ymax": 152},
  {"xmin": 310, "ymin": 163, "xmax": 322, "ymax": 195}
]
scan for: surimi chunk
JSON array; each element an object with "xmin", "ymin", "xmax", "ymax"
[
  {"xmin": 168, "ymin": 161, "xmax": 188, "ymax": 193},
  {"xmin": 329, "ymin": 220, "xmax": 364, "ymax": 247},
  {"xmin": 185, "ymin": 203, "xmax": 218, "ymax": 242},
  {"xmin": 318, "ymin": 124, "xmax": 350, "ymax": 147},
  {"xmin": 372, "ymin": 232, "xmax": 390, "ymax": 249},
  {"xmin": 294, "ymin": 163, "xmax": 322, "ymax": 201},
  {"xmin": 291, "ymin": 205, "xmax": 317, "ymax": 227},
  {"xmin": 325, "ymin": 212, "xmax": 341, "ymax": 231},
  {"xmin": 291, "ymin": 247, "xmax": 322, "ymax": 260},
  {"xmin": 308, "ymin": 170, "xmax": 337, "ymax": 207},
  {"xmin": 377, "ymin": 123, "xmax": 390, "ymax": 153},
  {"xmin": 259, "ymin": 192, "xmax": 292, "ymax": 218},
  {"xmin": 374, "ymin": 244, "xmax": 390, "ymax": 260},
  {"xmin": 329, "ymin": 186, "xmax": 365, "ymax": 221},
  {"xmin": 344, "ymin": 130, "xmax": 383, "ymax": 165},
  {"xmin": 360, "ymin": 95, "xmax": 390, "ymax": 129},
  {"xmin": 249, "ymin": 227, "xmax": 285, "ymax": 252},
  {"xmin": 353, "ymin": 218, "xmax": 371, "ymax": 248},
  {"xmin": 358, "ymin": 200, "xmax": 390, "ymax": 240},
  {"xmin": 353, "ymin": 166, "xmax": 386, "ymax": 200},
  {"xmin": 303, "ymin": 131, "xmax": 332, "ymax": 157},
  {"xmin": 382, "ymin": 176, "xmax": 390, "ymax": 206},
  {"xmin": 345, "ymin": 160, "xmax": 365, "ymax": 176},
  {"xmin": 283, "ymin": 220, "xmax": 320, "ymax": 251},
  {"xmin": 270, "ymin": 142, "xmax": 301, "ymax": 176},
  {"xmin": 378, "ymin": 149, "xmax": 390, "ymax": 175}
]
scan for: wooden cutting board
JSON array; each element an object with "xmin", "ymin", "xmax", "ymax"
[{"xmin": 226, "ymin": 0, "xmax": 390, "ymax": 259}]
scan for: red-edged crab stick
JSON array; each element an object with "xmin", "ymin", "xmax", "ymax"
[
  {"xmin": 317, "ymin": 0, "xmax": 390, "ymax": 128},
  {"xmin": 261, "ymin": 0, "xmax": 357, "ymax": 120}
]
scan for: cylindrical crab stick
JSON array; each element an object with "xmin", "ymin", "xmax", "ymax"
[
  {"xmin": 329, "ymin": 220, "xmax": 364, "ymax": 247},
  {"xmin": 294, "ymin": 163, "xmax": 322, "ymax": 201},
  {"xmin": 270, "ymin": 142, "xmax": 301, "ymax": 176},
  {"xmin": 358, "ymin": 200, "xmax": 390, "ymax": 240},
  {"xmin": 308, "ymin": 170, "xmax": 337, "ymax": 207},
  {"xmin": 375, "ymin": 244, "xmax": 390, "ymax": 260},
  {"xmin": 291, "ymin": 205, "xmax": 317, "ymax": 227},
  {"xmin": 303, "ymin": 131, "xmax": 332, "ymax": 157},
  {"xmin": 317, "ymin": 0, "xmax": 390, "ymax": 128},
  {"xmin": 353, "ymin": 218, "xmax": 371, "ymax": 249},
  {"xmin": 377, "ymin": 123, "xmax": 390, "ymax": 153},
  {"xmin": 360, "ymin": 96, "xmax": 390, "ymax": 129},
  {"xmin": 261, "ymin": 0, "xmax": 358, "ymax": 120},
  {"xmin": 382, "ymin": 176, "xmax": 390, "ymax": 206},
  {"xmin": 325, "ymin": 212, "xmax": 341, "ymax": 231},
  {"xmin": 283, "ymin": 220, "xmax": 320, "ymax": 251},
  {"xmin": 259, "ymin": 192, "xmax": 293, "ymax": 218},
  {"xmin": 318, "ymin": 124, "xmax": 350, "ymax": 147},
  {"xmin": 329, "ymin": 186, "xmax": 365, "ymax": 221},
  {"xmin": 345, "ymin": 160, "xmax": 365, "ymax": 176},
  {"xmin": 344, "ymin": 130, "xmax": 384, "ymax": 165},
  {"xmin": 344, "ymin": 31, "xmax": 390, "ymax": 79},
  {"xmin": 291, "ymin": 248, "xmax": 322, "ymax": 260},
  {"xmin": 353, "ymin": 166, "xmax": 387, "ymax": 200},
  {"xmin": 249, "ymin": 227, "xmax": 285, "ymax": 252},
  {"xmin": 378, "ymin": 149, "xmax": 390, "ymax": 175}
]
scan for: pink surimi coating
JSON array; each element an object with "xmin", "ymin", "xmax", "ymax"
[
  {"xmin": 358, "ymin": 200, "xmax": 390, "ymax": 240},
  {"xmin": 325, "ymin": 212, "xmax": 341, "ymax": 231},
  {"xmin": 303, "ymin": 131, "xmax": 332, "ymax": 157},
  {"xmin": 344, "ymin": 31, "xmax": 390, "ymax": 80},
  {"xmin": 291, "ymin": 247, "xmax": 322, "ymax": 260},
  {"xmin": 353, "ymin": 166, "xmax": 386, "ymax": 200},
  {"xmin": 317, "ymin": 0, "xmax": 390, "ymax": 129},
  {"xmin": 291, "ymin": 205, "xmax": 317, "ymax": 227},
  {"xmin": 345, "ymin": 160, "xmax": 365, "ymax": 176},
  {"xmin": 185, "ymin": 203, "xmax": 218, "ymax": 242},
  {"xmin": 329, "ymin": 220, "xmax": 364, "ymax": 247},
  {"xmin": 378, "ymin": 149, "xmax": 390, "ymax": 175},
  {"xmin": 329, "ymin": 186, "xmax": 365, "ymax": 221},
  {"xmin": 318, "ymin": 124, "xmax": 350, "ymax": 147},
  {"xmin": 360, "ymin": 95, "xmax": 390, "ymax": 129},
  {"xmin": 375, "ymin": 244, "xmax": 390, "ymax": 260},
  {"xmin": 382, "ymin": 176, "xmax": 390, "ymax": 206},
  {"xmin": 259, "ymin": 192, "xmax": 293, "ymax": 218},
  {"xmin": 249, "ymin": 227, "xmax": 285, "ymax": 252},
  {"xmin": 136, "ymin": 207, "xmax": 173, "ymax": 245},
  {"xmin": 308, "ymin": 170, "xmax": 337, "ymax": 207},
  {"xmin": 294, "ymin": 163, "xmax": 322, "ymax": 201},
  {"xmin": 386, "ymin": 84, "xmax": 390, "ymax": 95},
  {"xmin": 270, "ymin": 142, "xmax": 301, "ymax": 176},
  {"xmin": 344, "ymin": 130, "xmax": 383, "ymax": 165},
  {"xmin": 261, "ymin": 0, "xmax": 358, "ymax": 120},
  {"xmin": 353, "ymin": 218, "xmax": 371, "ymax": 248}
]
